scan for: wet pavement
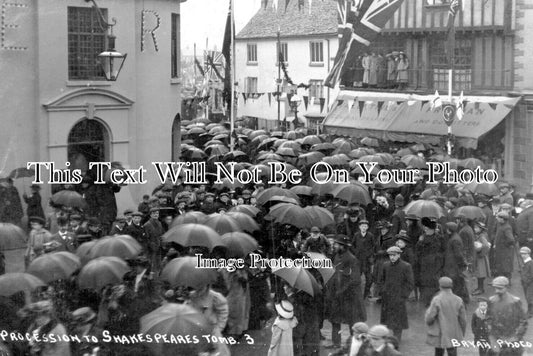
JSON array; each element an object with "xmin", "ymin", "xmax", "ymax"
[{"xmin": 231, "ymin": 271, "xmax": 533, "ymax": 356}]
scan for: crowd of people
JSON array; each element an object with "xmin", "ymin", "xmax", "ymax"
[{"xmin": 0, "ymin": 126, "xmax": 532, "ymax": 356}]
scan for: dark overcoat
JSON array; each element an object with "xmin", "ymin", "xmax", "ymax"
[
  {"xmin": 380, "ymin": 259, "xmax": 414, "ymax": 330},
  {"xmin": 328, "ymin": 250, "xmax": 366, "ymax": 324},
  {"xmin": 493, "ymin": 222, "xmax": 515, "ymax": 275},
  {"xmin": 520, "ymin": 259, "xmax": 533, "ymax": 304},
  {"xmin": 444, "ymin": 232, "xmax": 467, "ymax": 278},
  {"xmin": 414, "ymin": 234, "xmax": 445, "ymax": 287}
]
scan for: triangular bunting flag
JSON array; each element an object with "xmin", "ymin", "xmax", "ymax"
[
  {"xmin": 433, "ymin": 90, "xmax": 442, "ymax": 109},
  {"xmin": 396, "ymin": 101, "xmax": 403, "ymax": 106},
  {"xmin": 268, "ymin": 92, "xmax": 272, "ymax": 106},
  {"xmin": 347, "ymin": 99, "xmax": 354, "ymax": 112},
  {"xmin": 303, "ymin": 95, "xmax": 309, "ymax": 110},
  {"xmin": 488, "ymin": 103, "xmax": 497, "ymax": 111},
  {"xmin": 285, "ymin": 0, "xmax": 290, "ymax": 11},
  {"xmin": 457, "ymin": 106, "xmax": 464, "ymax": 120},
  {"xmin": 319, "ymin": 97, "xmax": 325, "ymax": 113},
  {"xmin": 377, "ymin": 101, "xmax": 384, "ymax": 115},
  {"xmin": 310, "ymin": 97, "xmax": 315, "ymax": 106},
  {"xmin": 358, "ymin": 101, "xmax": 365, "ymax": 116},
  {"xmin": 387, "ymin": 101, "xmax": 394, "ymax": 110},
  {"xmin": 420, "ymin": 100, "xmax": 429, "ymax": 110},
  {"xmin": 242, "ymin": 93, "xmax": 247, "ymax": 104},
  {"xmin": 287, "ymin": 93, "xmax": 293, "ymax": 105},
  {"xmin": 337, "ymin": 99, "xmax": 344, "ymax": 106}
]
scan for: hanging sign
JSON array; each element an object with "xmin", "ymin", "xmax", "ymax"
[{"xmin": 442, "ymin": 104, "xmax": 456, "ymax": 126}]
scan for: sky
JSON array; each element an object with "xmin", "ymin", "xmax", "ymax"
[{"xmin": 180, "ymin": 0, "xmax": 262, "ymax": 56}]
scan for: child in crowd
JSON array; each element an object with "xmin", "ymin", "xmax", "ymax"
[
  {"xmin": 267, "ymin": 300, "xmax": 298, "ymax": 356},
  {"xmin": 471, "ymin": 297, "xmax": 490, "ymax": 356}
]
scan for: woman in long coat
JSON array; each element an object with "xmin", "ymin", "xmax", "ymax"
[
  {"xmin": 222, "ymin": 268, "xmax": 250, "ymax": 336},
  {"xmin": 492, "ymin": 212, "xmax": 515, "ymax": 280},
  {"xmin": 473, "ymin": 221, "xmax": 491, "ymax": 295},
  {"xmin": 368, "ymin": 52, "xmax": 378, "ymax": 87},
  {"xmin": 362, "ymin": 53, "xmax": 370, "ymax": 86},
  {"xmin": 396, "ymin": 53, "xmax": 409, "ymax": 89}
]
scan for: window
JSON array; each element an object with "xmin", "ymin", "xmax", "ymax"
[
  {"xmin": 68, "ymin": 7, "xmax": 107, "ymax": 80},
  {"xmin": 309, "ymin": 80, "xmax": 324, "ymax": 100},
  {"xmin": 430, "ymin": 37, "xmax": 472, "ymax": 91},
  {"xmin": 171, "ymin": 14, "xmax": 180, "ymax": 78},
  {"xmin": 309, "ymin": 41, "xmax": 324, "ymax": 64},
  {"xmin": 247, "ymin": 44, "xmax": 257, "ymax": 63},
  {"xmin": 277, "ymin": 42, "xmax": 288, "ymax": 62},
  {"xmin": 245, "ymin": 77, "xmax": 258, "ymax": 93}
]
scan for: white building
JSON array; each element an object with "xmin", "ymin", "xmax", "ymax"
[{"xmin": 235, "ymin": 0, "xmax": 339, "ymax": 131}]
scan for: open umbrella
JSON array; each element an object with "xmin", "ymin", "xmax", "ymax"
[
  {"xmin": 204, "ymin": 214, "xmax": 243, "ymax": 235},
  {"xmin": 308, "ymin": 173, "xmax": 337, "ymax": 196},
  {"xmin": 311, "ymin": 142, "xmax": 336, "ymax": 152},
  {"xmin": 463, "ymin": 182, "xmax": 500, "ymax": 196},
  {"xmin": 221, "ymin": 232, "xmax": 259, "ymax": 258},
  {"xmin": 205, "ymin": 144, "xmax": 229, "ymax": 156},
  {"xmin": 330, "ymin": 184, "xmax": 372, "ymax": 205},
  {"xmin": 163, "ymin": 224, "xmax": 222, "ymax": 250},
  {"xmin": 305, "ymin": 252, "xmax": 335, "ymax": 284},
  {"xmin": 88, "ymin": 235, "xmax": 142, "ymax": 260},
  {"xmin": 27, "ymin": 251, "xmax": 81, "ymax": 283},
  {"xmin": 265, "ymin": 203, "xmax": 312, "ymax": 229},
  {"xmin": 279, "ymin": 141, "xmax": 301, "ymax": 151},
  {"xmin": 0, "ymin": 223, "xmax": 27, "ymax": 250},
  {"xmin": 459, "ymin": 158, "xmax": 485, "ymax": 170},
  {"xmin": 161, "ymin": 256, "xmax": 218, "ymax": 289},
  {"xmin": 229, "ymin": 205, "xmax": 260, "ymax": 217},
  {"xmin": 301, "ymin": 135, "xmax": 322, "ymax": 146},
  {"xmin": 8, "ymin": 167, "xmax": 35, "ymax": 179},
  {"xmin": 171, "ymin": 211, "xmax": 208, "ymax": 227},
  {"xmin": 452, "ymin": 206, "xmax": 486, "ymax": 220},
  {"xmin": 401, "ymin": 154, "xmax": 426, "ymax": 169},
  {"xmin": 404, "ymin": 200, "xmax": 444, "ymax": 219},
  {"xmin": 297, "ymin": 151, "xmax": 324, "ymax": 167},
  {"xmin": 360, "ymin": 137, "xmax": 380, "ymax": 147},
  {"xmin": 290, "ymin": 186, "xmax": 313, "ymax": 196},
  {"xmin": 249, "ymin": 129, "xmax": 268, "ymax": 140},
  {"xmin": 77, "ymin": 256, "xmax": 129, "ymax": 291},
  {"xmin": 304, "ymin": 206, "xmax": 335, "ymax": 228},
  {"xmin": 276, "ymin": 147, "xmax": 297, "ymax": 157},
  {"xmin": 257, "ymin": 152, "xmax": 283, "ymax": 162},
  {"xmin": 348, "ymin": 148, "xmax": 370, "ymax": 159},
  {"xmin": 212, "ymin": 177, "xmax": 244, "ymax": 191},
  {"xmin": 225, "ymin": 212, "xmax": 260, "ymax": 232},
  {"xmin": 50, "ymin": 190, "xmax": 88, "ymax": 209},
  {"xmin": 140, "ymin": 303, "xmax": 213, "ymax": 356},
  {"xmin": 358, "ymin": 155, "xmax": 387, "ymax": 166},
  {"xmin": 255, "ymin": 187, "xmax": 300, "ymax": 206},
  {"xmin": 272, "ymin": 266, "xmax": 321, "ymax": 296},
  {"xmin": 0, "ymin": 273, "xmax": 46, "ymax": 296},
  {"xmin": 76, "ymin": 240, "xmax": 98, "ymax": 265}
]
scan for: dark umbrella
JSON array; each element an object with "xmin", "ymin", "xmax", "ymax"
[
  {"xmin": 249, "ymin": 130, "xmax": 268, "ymax": 140},
  {"xmin": 348, "ymin": 148, "xmax": 371, "ymax": 159},
  {"xmin": 404, "ymin": 200, "xmax": 444, "ymax": 219},
  {"xmin": 305, "ymin": 252, "xmax": 335, "ymax": 284},
  {"xmin": 225, "ymin": 212, "xmax": 260, "ymax": 232},
  {"xmin": 360, "ymin": 137, "xmax": 380, "ymax": 147},
  {"xmin": 272, "ymin": 266, "xmax": 321, "ymax": 296},
  {"xmin": 0, "ymin": 273, "xmax": 46, "ymax": 296},
  {"xmin": 330, "ymin": 184, "xmax": 372, "ymax": 205},
  {"xmin": 27, "ymin": 251, "xmax": 81, "ymax": 283},
  {"xmin": 257, "ymin": 152, "xmax": 283, "ymax": 161},
  {"xmin": 256, "ymin": 187, "xmax": 300, "ymax": 206},
  {"xmin": 76, "ymin": 240, "xmax": 98, "ymax": 265},
  {"xmin": 265, "ymin": 203, "xmax": 312, "ymax": 229},
  {"xmin": 88, "ymin": 235, "xmax": 142, "ymax": 260},
  {"xmin": 171, "ymin": 211, "xmax": 208, "ymax": 227},
  {"xmin": 460, "ymin": 158, "xmax": 486, "ymax": 170},
  {"xmin": 204, "ymin": 214, "xmax": 243, "ymax": 235},
  {"xmin": 163, "ymin": 224, "xmax": 222, "ymax": 250},
  {"xmin": 401, "ymin": 154, "xmax": 426, "ymax": 169},
  {"xmin": 308, "ymin": 172, "xmax": 338, "ymax": 196},
  {"xmin": 50, "ymin": 190, "xmax": 88, "ymax": 209},
  {"xmin": 311, "ymin": 142, "xmax": 336, "ymax": 152},
  {"xmin": 290, "ymin": 186, "xmax": 313, "ymax": 196},
  {"xmin": 0, "ymin": 223, "xmax": 27, "ymax": 250},
  {"xmin": 301, "ymin": 135, "xmax": 322, "ymax": 146},
  {"xmin": 212, "ymin": 177, "xmax": 244, "ymax": 191},
  {"xmin": 358, "ymin": 155, "xmax": 387, "ymax": 166},
  {"xmin": 140, "ymin": 303, "xmax": 213, "ymax": 356},
  {"xmin": 463, "ymin": 182, "xmax": 500, "ymax": 196},
  {"xmin": 304, "ymin": 206, "xmax": 335, "ymax": 228},
  {"xmin": 8, "ymin": 167, "xmax": 35, "ymax": 179},
  {"xmin": 297, "ymin": 151, "xmax": 325, "ymax": 167},
  {"xmin": 221, "ymin": 232, "xmax": 259, "ymax": 258},
  {"xmin": 77, "ymin": 256, "xmax": 129, "ymax": 291},
  {"xmin": 452, "ymin": 206, "xmax": 486, "ymax": 220},
  {"xmin": 229, "ymin": 205, "xmax": 260, "ymax": 217},
  {"xmin": 161, "ymin": 256, "xmax": 218, "ymax": 289}
]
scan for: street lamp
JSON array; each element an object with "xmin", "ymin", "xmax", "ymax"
[
  {"xmin": 85, "ymin": 0, "xmax": 127, "ymax": 81},
  {"xmin": 289, "ymin": 94, "xmax": 302, "ymax": 130}
]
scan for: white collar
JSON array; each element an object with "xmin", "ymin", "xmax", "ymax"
[{"xmin": 524, "ymin": 257, "xmax": 532, "ymax": 263}]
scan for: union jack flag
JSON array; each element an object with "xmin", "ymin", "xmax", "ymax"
[
  {"xmin": 204, "ymin": 50, "xmax": 225, "ymax": 82},
  {"xmin": 325, "ymin": 0, "xmax": 405, "ymax": 88}
]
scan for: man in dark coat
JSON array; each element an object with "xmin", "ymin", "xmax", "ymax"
[
  {"xmin": 443, "ymin": 222, "xmax": 469, "ymax": 304},
  {"xmin": 415, "ymin": 217, "xmax": 445, "ymax": 306},
  {"xmin": 493, "ymin": 211, "xmax": 515, "ymax": 281},
  {"xmin": 94, "ymin": 182, "xmax": 121, "ymax": 235},
  {"xmin": 519, "ymin": 247, "xmax": 533, "ymax": 318},
  {"xmin": 487, "ymin": 276, "xmax": 528, "ymax": 356},
  {"xmin": 326, "ymin": 235, "xmax": 366, "ymax": 349},
  {"xmin": 374, "ymin": 221, "xmax": 396, "ymax": 300},
  {"xmin": 143, "ymin": 208, "xmax": 164, "ymax": 271},
  {"xmin": 380, "ymin": 246, "xmax": 414, "ymax": 343},
  {"xmin": 352, "ymin": 219, "xmax": 375, "ymax": 298},
  {"xmin": 516, "ymin": 200, "xmax": 533, "ymax": 250},
  {"xmin": 0, "ymin": 178, "xmax": 23, "ymax": 225},
  {"xmin": 456, "ymin": 215, "xmax": 476, "ymax": 270},
  {"xmin": 125, "ymin": 212, "xmax": 146, "ymax": 247},
  {"xmin": 23, "ymin": 184, "xmax": 45, "ymax": 220},
  {"xmin": 390, "ymin": 194, "xmax": 406, "ymax": 235}
]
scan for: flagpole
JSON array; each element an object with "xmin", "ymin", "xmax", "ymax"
[
  {"xmin": 277, "ymin": 27, "xmax": 281, "ymax": 130},
  {"xmin": 205, "ymin": 38, "xmax": 210, "ymax": 122},
  {"xmin": 229, "ymin": 0, "xmax": 235, "ymax": 152},
  {"xmin": 193, "ymin": 43, "xmax": 197, "ymax": 84}
]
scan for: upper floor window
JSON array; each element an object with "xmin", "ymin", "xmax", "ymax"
[
  {"xmin": 247, "ymin": 44, "xmax": 257, "ymax": 63},
  {"xmin": 310, "ymin": 41, "xmax": 324, "ymax": 64},
  {"xmin": 309, "ymin": 80, "xmax": 324, "ymax": 99},
  {"xmin": 68, "ymin": 7, "xmax": 107, "ymax": 80},
  {"xmin": 430, "ymin": 37, "xmax": 472, "ymax": 91},
  {"xmin": 245, "ymin": 77, "xmax": 258, "ymax": 93},
  {"xmin": 171, "ymin": 14, "xmax": 180, "ymax": 78},
  {"xmin": 277, "ymin": 42, "xmax": 288, "ymax": 63}
]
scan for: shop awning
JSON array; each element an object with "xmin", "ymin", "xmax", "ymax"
[{"xmin": 322, "ymin": 91, "xmax": 521, "ymax": 148}]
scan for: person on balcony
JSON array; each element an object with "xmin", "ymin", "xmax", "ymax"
[
  {"xmin": 396, "ymin": 52, "xmax": 409, "ymax": 90},
  {"xmin": 362, "ymin": 53, "xmax": 370, "ymax": 88}
]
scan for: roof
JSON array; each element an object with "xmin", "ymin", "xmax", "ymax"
[{"xmin": 237, "ymin": 0, "xmax": 337, "ymax": 40}]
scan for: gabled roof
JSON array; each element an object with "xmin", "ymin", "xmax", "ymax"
[{"xmin": 237, "ymin": 0, "xmax": 337, "ymax": 40}]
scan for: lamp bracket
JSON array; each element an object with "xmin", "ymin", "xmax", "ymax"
[{"xmin": 85, "ymin": 0, "xmax": 117, "ymax": 33}]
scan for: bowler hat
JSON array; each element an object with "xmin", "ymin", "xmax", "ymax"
[
  {"xmin": 358, "ymin": 219, "xmax": 369, "ymax": 226},
  {"xmin": 132, "ymin": 212, "xmax": 143, "ymax": 217},
  {"xmin": 149, "ymin": 207, "xmax": 160, "ymax": 213},
  {"xmin": 124, "ymin": 209, "xmax": 134, "ymax": 215}
]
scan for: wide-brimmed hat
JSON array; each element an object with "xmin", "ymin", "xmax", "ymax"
[
  {"xmin": 29, "ymin": 216, "xmax": 46, "ymax": 225},
  {"xmin": 71, "ymin": 307, "xmax": 96, "ymax": 324},
  {"xmin": 333, "ymin": 235, "xmax": 352, "ymax": 246},
  {"xmin": 275, "ymin": 300, "xmax": 294, "ymax": 319}
]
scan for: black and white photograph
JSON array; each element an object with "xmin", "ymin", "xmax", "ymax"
[{"xmin": 1, "ymin": 0, "xmax": 533, "ymax": 355}]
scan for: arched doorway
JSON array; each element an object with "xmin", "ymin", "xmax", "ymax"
[
  {"xmin": 67, "ymin": 118, "xmax": 110, "ymax": 175},
  {"xmin": 171, "ymin": 112, "xmax": 181, "ymax": 161}
]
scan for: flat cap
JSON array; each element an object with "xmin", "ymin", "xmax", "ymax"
[
  {"xmin": 387, "ymin": 246, "xmax": 402, "ymax": 255},
  {"xmin": 492, "ymin": 276, "xmax": 510, "ymax": 287},
  {"xmin": 520, "ymin": 247, "xmax": 531, "ymax": 255},
  {"xmin": 368, "ymin": 325, "xmax": 390, "ymax": 338},
  {"xmin": 439, "ymin": 276, "xmax": 453, "ymax": 288},
  {"xmin": 352, "ymin": 322, "xmax": 369, "ymax": 334}
]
